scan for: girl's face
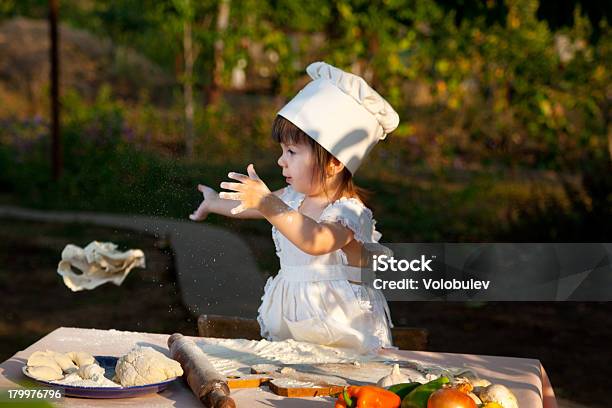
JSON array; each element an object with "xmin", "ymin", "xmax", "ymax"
[{"xmin": 277, "ymin": 142, "xmax": 317, "ymax": 194}]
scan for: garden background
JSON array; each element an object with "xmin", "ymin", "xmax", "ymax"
[{"xmin": 0, "ymin": 1, "xmax": 610, "ymax": 407}]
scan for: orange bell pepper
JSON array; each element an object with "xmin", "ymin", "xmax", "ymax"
[{"xmin": 335, "ymin": 385, "xmax": 401, "ymax": 408}]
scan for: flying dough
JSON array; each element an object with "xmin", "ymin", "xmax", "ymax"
[{"xmin": 57, "ymin": 241, "xmax": 145, "ymax": 291}]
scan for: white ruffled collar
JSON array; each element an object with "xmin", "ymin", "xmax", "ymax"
[{"xmin": 288, "ymin": 186, "xmax": 372, "ymax": 220}]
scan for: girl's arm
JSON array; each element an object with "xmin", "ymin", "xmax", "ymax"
[
  {"xmin": 258, "ymin": 193, "xmax": 354, "ymax": 255},
  {"xmin": 190, "ymin": 184, "xmax": 286, "ymax": 221},
  {"xmin": 219, "ymin": 164, "xmax": 354, "ymax": 255}
]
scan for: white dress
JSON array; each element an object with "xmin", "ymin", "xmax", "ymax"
[{"xmin": 257, "ymin": 185, "xmax": 394, "ymax": 352}]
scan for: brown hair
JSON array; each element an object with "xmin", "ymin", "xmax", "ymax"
[{"xmin": 271, "ymin": 115, "xmax": 370, "ymax": 204}]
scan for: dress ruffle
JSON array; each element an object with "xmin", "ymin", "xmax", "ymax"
[{"xmin": 318, "ymin": 196, "xmax": 379, "ymax": 244}]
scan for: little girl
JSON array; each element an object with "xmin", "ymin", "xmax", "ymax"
[{"xmin": 190, "ymin": 62, "xmax": 400, "ymax": 352}]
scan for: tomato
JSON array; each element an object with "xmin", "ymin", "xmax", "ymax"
[{"xmin": 427, "ymin": 388, "xmax": 477, "ymax": 408}]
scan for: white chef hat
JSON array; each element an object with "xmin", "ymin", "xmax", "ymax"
[{"xmin": 277, "ymin": 61, "xmax": 399, "ymax": 174}]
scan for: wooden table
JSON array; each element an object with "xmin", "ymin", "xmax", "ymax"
[{"xmin": 0, "ymin": 327, "xmax": 558, "ymax": 407}]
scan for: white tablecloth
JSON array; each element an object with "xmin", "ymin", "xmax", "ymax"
[{"xmin": 0, "ymin": 327, "xmax": 558, "ymax": 407}]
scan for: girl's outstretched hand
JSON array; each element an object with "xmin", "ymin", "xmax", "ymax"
[
  {"xmin": 189, "ymin": 184, "xmax": 219, "ymax": 221},
  {"xmin": 219, "ymin": 164, "xmax": 271, "ymax": 215}
]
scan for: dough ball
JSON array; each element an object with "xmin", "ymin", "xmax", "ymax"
[
  {"xmin": 27, "ymin": 365, "xmax": 63, "ymax": 381},
  {"xmin": 52, "ymin": 352, "xmax": 78, "ymax": 373},
  {"xmin": 66, "ymin": 351, "xmax": 96, "ymax": 367},
  {"xmin": 114, "ymin": 346, "xmax": 183, "ymax": 386},
  {"xmin": 27, "ymin": 351, "xmax": 63, "ymax": 376},
  {"xmin": 77, "ymin": 363, "xmax": 105, "ymax": 380},
  {"xmin": 27, "ymin": 350, "xmax": 101, "ymax": 383},
  {"xmin": 27, "ymin": 351, "xmax": 60, "ymax": 368},
  {"xmin": 27, "ymin": 350, "xmax": 51, "ymax": 365},
  {"xmin": 478, "ymin": 384, "xmax": 518, "ymax": 408}
]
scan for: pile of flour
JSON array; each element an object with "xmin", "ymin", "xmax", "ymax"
[
  {"xmin": 51, "ymin": 372, "xmax": 120, "ymax": 388},
  {"xmin": 196, "ymin": 337, "xmax": 394, "ymax": 375}
]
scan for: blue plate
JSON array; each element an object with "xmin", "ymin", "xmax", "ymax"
[{"xmin": 22, "ymin": 355, "xmax": 180, "ymax": 399}]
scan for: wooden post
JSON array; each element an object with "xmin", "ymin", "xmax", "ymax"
[
  {"xmin": 206, "ymin": 0, "xmax": 230, "ymax": 106},
  {"xmin": 183, "ymin": 17, "xmax": 195, "ymax": 158},
  {"xmin": 49, "ymin": 0, "xmax": 62, "ymax": 180}
]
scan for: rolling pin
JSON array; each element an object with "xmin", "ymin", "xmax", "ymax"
[{"xmin": 168, "ymin": 333, "xmax": 236, "ymax": 408}]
